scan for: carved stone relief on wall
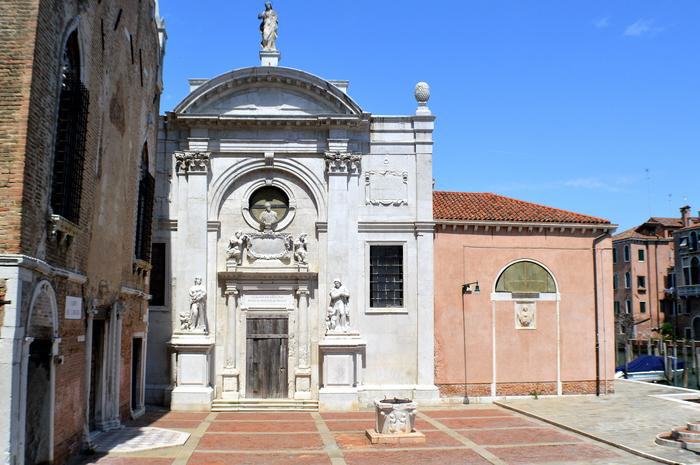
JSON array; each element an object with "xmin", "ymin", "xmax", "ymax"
[
  {"xmin": 364, "ymin": 170, "xmax": 408, "ymax": 206},
  {"xmin": 515, "ymin": 301, "xmax": 536, "ymax": 330}
]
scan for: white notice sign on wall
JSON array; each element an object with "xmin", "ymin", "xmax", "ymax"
[{"xmin": 65, "ymin": 296, "xmax": 83, "ymax": 320}]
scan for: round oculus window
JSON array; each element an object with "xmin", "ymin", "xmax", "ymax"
[{"xmin": 249, "ymin": 186, "xmax": 289, "ymax": 226}]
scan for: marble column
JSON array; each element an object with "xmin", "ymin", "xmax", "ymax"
[
  {"xmin": 222, "ymin": 285, "xmax": 240, "ymax": 399},
  {"xmin": 294, "ymin": 286, "xmax": 311, "ymax": 399}
]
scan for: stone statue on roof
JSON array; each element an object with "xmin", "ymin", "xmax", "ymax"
[{"xmin": 258, "ymin": 2, "xmax": 279, "ymax": 51}]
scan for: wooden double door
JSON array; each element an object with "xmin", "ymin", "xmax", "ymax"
[{"xmin": 246, "ymin": 316, "xmax": 289, "ymax": 399}]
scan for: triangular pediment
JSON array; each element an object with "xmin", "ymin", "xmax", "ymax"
[{"xmin": 174, "ymin": 67, "xmax": 364, "ymax": 118}]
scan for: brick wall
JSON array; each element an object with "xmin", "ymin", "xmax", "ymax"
[
  {"xmin": 2, "ymin": 0, "xmax": 164, "ymax": 463},
  {"xmin": 0, "ymin": 0, "xmax": 40, "ymax": 254}
]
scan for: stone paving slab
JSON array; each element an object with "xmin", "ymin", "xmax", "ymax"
[
  {"xmin": 496, "ymin": 379, "xmax": 700, "ymax": 465},
  {"xmin": 92, "ymin": 427, "xmax": 190, "ymax": 453}
]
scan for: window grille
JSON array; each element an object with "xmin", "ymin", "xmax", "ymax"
[
  {"xmin": 50, "ymin": 31, "xmax": 89, "ymax": 225},
  {"xmin": 369, "ymin": 245, "xmax": 404, "ymax": 308},
  {"xmin": 495, "ymin": 261, "xmax": 556, "ymax": 293},
  {"xmin": 134, "ymin": 168, "xmax": 155, "ymax": 262},
  {"xmin": 50, "ymin": 79, "xmax": 89, "ymax": 224}
]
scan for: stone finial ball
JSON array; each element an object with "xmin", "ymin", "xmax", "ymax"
[{"xmin": 415, "ymin": 82, "xmax": 431, "ymax": 104}]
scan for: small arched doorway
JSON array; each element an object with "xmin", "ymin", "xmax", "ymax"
[{"xmin": 22, "ymin": 280, "xmax": 59, "ymax": 465}]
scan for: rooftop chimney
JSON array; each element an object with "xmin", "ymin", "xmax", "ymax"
[{"xmin": 680, "ymin": 205, "xmax": 692, "ymax": 227}]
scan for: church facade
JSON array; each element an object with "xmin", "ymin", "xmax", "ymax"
[
  {"xmin": 148, "ymin": 51, "xmax": 438, "ymax": 410},
  {"xmin": 146, "ymin": 3, "xmax": 616, "ymax": 412}
]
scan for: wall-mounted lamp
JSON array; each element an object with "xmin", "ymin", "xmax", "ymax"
[{"xmin": 462, "ymin": 282, "xmax": 480, "ymax": 295}]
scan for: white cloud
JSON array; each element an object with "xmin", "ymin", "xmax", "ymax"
[
  {"xmin": 624, "ymin": 19, "xmax": 664, "ymax": 37},
  {"xmin": 593, "ymin": 16, "xmax": 610, "ymax": 29}
]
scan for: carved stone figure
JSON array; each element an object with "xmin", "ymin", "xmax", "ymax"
[
  {"xmin": 327, "ymin": 279, "xmax": 351, "ymax": 332},
  {"xmin": 259, "ymin": 201, "xmax": 279, "ymax": 230},
  {"xmin": 516, "ymin": 302, "xmax": 535, "ymax": 329},
  {"xmin": 179, "ymin": 311, "xmax": 191, "ymax": 331},
  {"xmin": 294, "ymin": 234, "xmax": 308, "ymax": 264},
  {"xmin": 226, "ymin": 231, "xmax": 248, "ymax": 265},
  {"xmin": 181, "ymin": 276, "xmax": 207, "ymax": 332},
  {"xmin": 258, "ymin": 2, "xmax": 278, "ymax": 51}
]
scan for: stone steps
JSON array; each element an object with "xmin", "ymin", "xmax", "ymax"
[
  {"xmin": 656, "ymin": 421, "xmax": 700, "ymax": 454},
  {"xmin": 211, "ymin": 399, "xmax": 319, "ymax": 412}
]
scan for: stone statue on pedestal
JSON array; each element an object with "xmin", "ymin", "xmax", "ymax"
[
  {"xmin": 227, "ymin": 231, "xmax": 248, "ymax": 265},
  {"xmin": 258, "ymin": 2, "xmax": 278, "ymax": 51},
  {"xmin": 327, "ymin": 278, "xmax": 351, "ymax": 333},
  {"xmin": 180, "ymin": 276, "xmax": 207, "ymax": 332}
]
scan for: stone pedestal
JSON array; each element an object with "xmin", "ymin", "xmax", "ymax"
[
  {"xmin": 260, "ymin": 50, "xmax": 280, "ymax": 67},
  {"xmin": 319, "ymin": 332, "xmax": 365, "ymax": 410},
  {"xmin": 170, "ymin": 334, "xmax": 214, "ymax": 411}
]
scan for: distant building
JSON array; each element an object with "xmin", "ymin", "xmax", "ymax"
[
  {"xmin": 0, "ymin": 1, "xmax": 164, "ymax": 464},
  {"xmin": 612, "ymin": 217, "xmax": 684, "ymax": 340},
  {"xmin": 433, "ymin": 192, "xmax": 616, "ymax": 397},
  {"xmin": 672, "ymin": 206, "xmax": 700, "ymax": 339}
]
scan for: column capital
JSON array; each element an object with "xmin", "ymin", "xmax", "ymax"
[
  {"xmin": 225, "ymin": 284, "xmax": 239, "ymax": 297},
  {"xmin": 174, "ymin": 151, "xmax": 210, "ymax": 175},
  {"xmin": 325, "ymin": 151, "xmax": 362, "ymax": 175}
]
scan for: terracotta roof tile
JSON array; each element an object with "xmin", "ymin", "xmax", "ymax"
[
  {"xmin": 648, "ymin": 217, "xmax": 684, "ymax": 227},
  {"xmin": 433, "ymin": 191, "xmax": 611, "ymax": 225}
]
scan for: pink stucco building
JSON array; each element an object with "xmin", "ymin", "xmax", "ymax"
[
  {"xmin": 612, "ymin": 217, "xmax": 684, "ymax": 340},
  {"xmin": 433, "ymin": 192, "xmax": 616, "ymax": 399}
]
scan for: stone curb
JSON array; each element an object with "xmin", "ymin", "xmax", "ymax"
[{"xmin": 494, "ymin": 401, "xmax": 689, "ymax": 465}]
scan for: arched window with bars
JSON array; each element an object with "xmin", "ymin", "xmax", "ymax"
[
  {"xmin": 50, "ymin": 30, "xmax": 89, "ymax": 224},
  {"xmin": 134, "ymin": 144, "xmax": 155, "ymax": 262}
]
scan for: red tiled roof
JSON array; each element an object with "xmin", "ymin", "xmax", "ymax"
[
  {"xmin": 613, "ymin": 227, "xmax": 656, "ymax": 241},
  {"xmin": 648, "ymin": 217, "xmax": 684, "ymax": 228},
  {"xmin": 433, "ymin": 191, "xmax": 611, "ymax": 225}
]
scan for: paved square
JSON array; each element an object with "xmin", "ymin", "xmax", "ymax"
[{"xmin": 71, "ymin": 406, "xmax": 662, "ymax": 465}]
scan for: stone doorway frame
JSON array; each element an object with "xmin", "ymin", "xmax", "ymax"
[
  {"xmin": 219, "ymin": 271, "xmax": 316, "ymax": 401},
  {"xmin": 18, "ymin": 280, "xmax": 59, "ymax": 465}
]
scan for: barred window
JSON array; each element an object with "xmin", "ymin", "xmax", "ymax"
[
  {"xmin": 50, "ymin": 30, "xmax": 89, "ymax": 224},
  {"xmin": 369, "ymin": 245, "xmax": 404, "ymax": 308},
  {"xmin": 134, "ymin": 144, "xmax": 155, "ymax": 261}
]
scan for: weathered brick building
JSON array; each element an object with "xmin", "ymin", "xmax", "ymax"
[{"xmin": 0, "ymin": 1, "xmax": 165, "ymax": 464}]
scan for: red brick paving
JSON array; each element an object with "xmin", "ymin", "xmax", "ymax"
[
  {"xmin": 461, "ymin": 427, "xmax": 581, "ymax": 446},
  {"xmin": 487, "ymin": 443, "xmax": 619, "ymax": 464},
  {"xmin": 344, "ymin": 449, "xmax": 493, "ymax": 465},
  {"xmin": 197, "ymin": 432, "xmax": 324, "ymax": 451},
  {"xmin": 320, "ymin": 412, "xmax": 375, "ymax": 420},
  {"xmin": 334, "ymin": 430, "xmax": 463, "ymax": 450},
  {"xmin": 216, "ymin": 412, "xmax": 313, "ymax": 421},
  {"xmin": 187, "ymin": 452, "xmax": 332, "ymax": 465},
  {"xmin": 208, "ymin": 420, "xmax": 319, "ymax": 433},
  {"xmin": 83, "ymin": 406, "xmax": 633, "ymax": 465}
]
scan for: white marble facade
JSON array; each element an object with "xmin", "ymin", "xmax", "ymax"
[{"xmin": 152, "ymin": 57, "xmax": 437, "ymax": 410}]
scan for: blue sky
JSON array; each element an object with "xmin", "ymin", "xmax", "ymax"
[{"xmin": 159, "ymin": 1, "xmax": 699, "ymax": 231}]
